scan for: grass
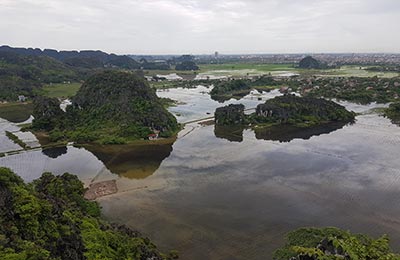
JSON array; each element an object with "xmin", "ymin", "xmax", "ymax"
[
  {"xmin": 5, "ymin": 131, "xmax": 28, "ymax": 149},
  {"xmin": 199, "ymin": 63, "xmax": 296, "ymax": 72},
  {"xmin": 144, "ymin": 63, "xmax": 400, "ymax": 79},
  {"xmin": 298, "ymin": 65, "xmax": 400, "ymax": 78},
  {"xmin": 150, "ymin": 81, "xmax": 181, "ymax": 89},
  {"xmin": 143, "ymin": 63, "xmax": 296, "ymax": 78},
  {"xmin": 0, "ymin": 102, "xmax": 34, "ymax": 123},
  {"xmin": 42, "ymin": 82, "xmax": 82, "ymax": 98}
]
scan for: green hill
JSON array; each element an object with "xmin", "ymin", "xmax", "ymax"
[
  {"xmin": 32, "ymin": 71, "xmax": 179, "ymax": 144},
  {"xmin": 0, "ymin": 51, "xmax": 80, "ymax": 101},
  {"xmin": 215, "ymin": 95, "xmax": 355, "ymax": 128},
  {"xmin": 299, "ymin": 56, "xmax": 321, "ymax": 69}
]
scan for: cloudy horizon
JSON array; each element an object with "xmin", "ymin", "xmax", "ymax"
[{"xmin": 1, "ymin": 0, "xmax": 399, "ymax": 55}]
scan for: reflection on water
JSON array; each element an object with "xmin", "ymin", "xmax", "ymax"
[
  {"xmin": 84, "ymin": 141, "xmax": 174, "ymax": 179},
  {"xmin": 214, "ymin": 122, "xmax": 348, "ymax": 143},
  {"xmin": 99, "ymin": 114, "xmax": 400, "ymax": 260},
  {"xmin": 42, "ymin": 146, "xmax": 68, "ymax": 158},
  {"xmin": 254, "ymin": 122, "xmax": 348, "ymax": 142},
  {"xmin": 214, "ymin": 125, "xmax": 244, "ymax": 142},
  {"xmin": 2, "ymin": 85, "xmax": 400, "ymax": 260},
  {"xmin": 157, "ymin": 86, "xmax": 281, "ymax": 123}
]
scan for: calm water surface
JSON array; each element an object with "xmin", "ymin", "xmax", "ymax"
[{"xmin": 1, "ymin": 86, "xmax": 399, "ymax": 259}]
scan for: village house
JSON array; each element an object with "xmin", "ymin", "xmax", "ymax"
[{"xmin": 18, "ymin": 95, "xmax": 26, "ymax": 102}]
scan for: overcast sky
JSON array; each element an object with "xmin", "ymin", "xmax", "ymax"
[{"xmin": 0, "ymin": 0, "xmax": 399, "ymax": 54}]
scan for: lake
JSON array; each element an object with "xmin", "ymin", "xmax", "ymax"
[{"xmin": 0, "ymin": 86, "xmax": 399, "ymax": 259}]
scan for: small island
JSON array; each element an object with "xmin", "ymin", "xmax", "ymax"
[
  {"xmin": 384, "ymin": 102, "xmax": 400, "ymax": 125},
  {"xmin": 214, "ymin": 95, "xmax": 355, "ymax": 138},
  {"xmin": 210, "ymin": 76, "xmax": 280, "ymax": 102},
  {"xmin": 31, "ymin": 71, "xmax": 180, "ymax": 145}
]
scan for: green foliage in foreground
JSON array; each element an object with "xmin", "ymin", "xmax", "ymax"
[
  {"xmin": 0, "ymin": 167, "xmax": 177, "ymax": 260},
  {"xmin": 385, "ymin": 102, "xmax": 400, "ymax": 126},
  {"xmin": 273, "ymin": 227, "xmax": 400, "ymax": 260}
]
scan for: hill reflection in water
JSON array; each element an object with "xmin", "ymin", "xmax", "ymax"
[
  {"xmin": 83, "ymin": 140, "xmax": 175, "ymax": 179},
  {"xmin": 42, "ymin": 146, "xmax": 68, "ymax": 159},
  {"xmin": 214, "ymin": 122, "xmax": 348, "ymax": 143}
]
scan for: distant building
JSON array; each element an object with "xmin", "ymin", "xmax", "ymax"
[
  {"xmin": 18, "ymin": 95, "xmax": 26, "ymax": 102},
  {"xmin": 215, "ymin": 51, "xmax": 219, "ymax": 59},
  {"xmin": 148, "ymin": 133, "xmax": 158, "ymax": 140}
]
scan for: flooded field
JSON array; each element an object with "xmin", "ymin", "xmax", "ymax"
[{"xmin": 0, "ymin": 86, "xmax": 399, "ymax": 259}]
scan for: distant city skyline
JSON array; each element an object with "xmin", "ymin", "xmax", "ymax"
[{"xmin": 1, "ymin": 0, "xmax": 399, "ymax": 55}]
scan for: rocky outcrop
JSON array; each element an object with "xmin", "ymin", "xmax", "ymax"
[
  {"xmin": 32, "ymin": 71, "xmax": 179, "ymax": 143},
  {"xmin": 299, "ymin": 56, "xmax": 321, "ymax": 69},
  {"xmin": 215, "ymin": 104, "xmax": 246, "ymax": 125},
  {"xmin": 255, "ymin": 94, "xmax": 355, "ymax": 124}
]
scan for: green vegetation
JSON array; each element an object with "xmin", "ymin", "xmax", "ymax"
[
  {"xmin": 0, "ymin": 167, "xmax": 177, "ymax": 260},
  {"xmin": 32, "ymin": 71, "xmax": 179, "ymax": 144},
  {"xmin": 298, "ymin": 56, "xmax": 326, "ymax": 69},
  {"xmin": 0, "ymin": 102, "xmax": 33, "ymax": 123},
  {"xmin": 210, "ymin": 76, "xmax": 280, "ymax": 101},
  {"xmin": 175, "ymin": 61, "xmax": 199, "ymax": 71},
  {"xmin": 273, "ymin": 227, "xmax": 399, "ymax": 260},
  {"xmin": 301, "ymin": 76, "xmax": 400, "ymax": 104},
  {"xmin": 199, "ymin": 63, "xmax": 295, "ymax": 72},
  {"xmin": 253, "ymin": 95, "xmax": 355, "ymax": 127},
  {"xmin": 385, "ymin": 102, "xmax": 400, "ymax": 125},
  {"xmin": 215, "ymin": 104, "xmax": 247, "ymax": 125},
  {"xmin": 210, "ymin": 79, "xmax": 251, "ymax": 101},
  {"xmin": 159, "ymin": 97, "xmax": 178, "ymax": 108},
  {"xmin": 366, "ymin": 66, "xmax": 400, "ymax": 73},
  {"xmin": 5, "ymin": 131, "xmax": 27, "ymax": 149},
  {"xmin": 0, "ymin": 51, "xmax": 81, "ymax": 101},
  {"xmin": 210, "ymin": 75, "xmax": 400, "ymax": 104},
  {"xmin": 215, "ymin": 95, "xmax": 355, "ymax": 129},
  {"xmin": 41, "ymin": 82, "xmax": 82, "ymax": 98},
  {"xmin": 0, "ymin": 46, "xmax": 143, "ymax": 102}
]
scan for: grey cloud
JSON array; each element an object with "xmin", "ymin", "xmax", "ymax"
[{"xmin": 0, "ymin": 0, "xmax": 399, "ymax": 54}]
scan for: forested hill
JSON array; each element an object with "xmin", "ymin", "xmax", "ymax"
[
  {"xmin": 215, "ymin": 95, "xmax": 355, "ymax": 128},
  {"xmin": 32, "ymin": 71, "xmax": 179, "ymax": 144},
  {"xmin": 0, "ymin": 51, "xmax": 80, "ymax": 100},
  {"xmin": 0, "ymin": 45, "xmax": 140, "ymax": 69},
  {"xmin": 0, "ymin": 167, "xmax": 177, "ymax": 260}
]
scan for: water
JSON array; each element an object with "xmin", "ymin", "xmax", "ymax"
[
  {"xmin": 157, "ymin": 86, "xmax": 282, "ymax": 123},
  {"xmin": 0, "ymin": 86, "xmax": 399, "ymax": 259}
]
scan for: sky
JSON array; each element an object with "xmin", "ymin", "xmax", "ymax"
[{"xmin": 0, "ymin": 0, "xmax": 399, "ymax": 55}]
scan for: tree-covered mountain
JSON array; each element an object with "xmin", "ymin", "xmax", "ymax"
[
  {"xmin": 215, "ymin": 95, "xmax": 355, "ymax": 128},
  {"xmin": 32, "ymin": 71, "xmax": 179, "ymax": 144},
  {"xmin": 175, "ymin": 61, "xmax": 199, "ymax": 71},
  {"xmin": 298, "ymin": 56, "xmax": 322, "ymax": 69},
  {"xmin": 253, "ymin": 94, "xmax": 355, "ymax": 126},
  {"xmin": 210, "ymin": 76, "xmax": 280, "ymax": 102},
  {"xmin": 0, "ymin": 51, "xmax": 80, "ymax": 100},
  {"xmin": 0, "ymin": 167, "xmax": 177, "ymax": 260},
  {"xmin": 0, "ymin": 46, "xmax": 140, "ymax": 70}
]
